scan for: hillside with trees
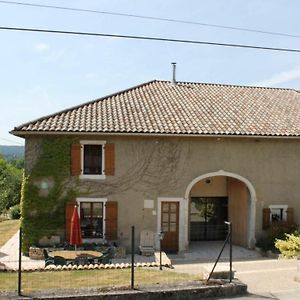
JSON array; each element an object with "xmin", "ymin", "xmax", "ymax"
[
  {"xmin": 0, "ymin": 145, "xmax": 24, "ymax": 159},
  {"xmin": 0, "ymin": 155, "xmax": 23, "ymax": 218}
]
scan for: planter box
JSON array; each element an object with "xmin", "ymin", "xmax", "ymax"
[{"xmin": 29, "ymin": 247, "xmax": 44, "ymax": 260}]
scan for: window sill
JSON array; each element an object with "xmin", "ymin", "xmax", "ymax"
[{"xmin": 79, "ymin": 174, "xmax": 106, "ymax": 180}]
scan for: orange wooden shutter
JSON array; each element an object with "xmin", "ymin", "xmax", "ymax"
[
  {"xmin": 105, "ymin": 201, "xmax": 118, "ymax": 240},
  {"xmin": 286, "ymin": 208, "xmax": 294, "ymax": 225},
  {"xmin": 65, "ymin": 201, "xmax": 76, "ymax": 242},
  {"xmin": 71, "ymin": 144, "xmax": 81, "ymax": 176},
  {"xmin": 105, "ymin": 143, "xmax": 115, "ymax": 176},
  {"xmin": 262, "ymin": 208, "xmax": 271, "ymax": 229}
]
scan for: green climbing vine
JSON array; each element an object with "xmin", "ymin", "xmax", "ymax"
[{"xmin": 20, "ymin": 137, "xmax": 77, "ymax": 253}]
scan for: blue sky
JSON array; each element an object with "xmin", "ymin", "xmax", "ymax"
[{"xmin": 1, "ymin": 0, "xmax": 300, "ymax": 145}]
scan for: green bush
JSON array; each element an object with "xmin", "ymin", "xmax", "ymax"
[
  {"xmin": 0, "ymin": 155, "xmax": 23, "ymax": 213},
  {"xmin": 9, "ymin": 204, "xmax": 20, "ymax": 219},
  {"xmin": 256, "ymin": 222, "xmax": 298, "ymax": 252},
  {"xmin": 275, "ymin": 233, "xmax": 300, "ymax": 258}
]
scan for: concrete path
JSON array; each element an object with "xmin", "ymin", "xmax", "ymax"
[{"xmin": 0, "ymin": 230, "xmax": 44, "ymax": 270}]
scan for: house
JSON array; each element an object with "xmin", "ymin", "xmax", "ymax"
[{"xmin": 11, "ymin": 79, "xmax": 300, "ymax": 253}]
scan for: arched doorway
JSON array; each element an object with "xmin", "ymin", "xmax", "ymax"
[{"xmin": 184, "ymin": 170, "xmax": 256, "ymax": 249}]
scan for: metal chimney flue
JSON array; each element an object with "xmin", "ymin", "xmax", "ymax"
[{"xmin": 171, "ymin": 62, "xmax": 176, "ymax": 85}]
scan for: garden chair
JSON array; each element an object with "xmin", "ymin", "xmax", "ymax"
[
  {"xmin": 43, "ymin": 249, "xmax": 55, "ymax": 267},
  {"xmin": 100, "ymin": 252, "xmax": 112, "ymax": 264},
  {"xmin": 74, "ymin": 256, "xmax": 89, "ymax": 266},
  {"xmin": 139, "ymin": 230, "xmax": 155, "ymax": 256},
  {"xmin": 54, "ymin": 256, "xmax": 67, "ymax": 266}
]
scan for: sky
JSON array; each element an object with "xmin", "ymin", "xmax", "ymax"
[{"xmin": 1, "ymin": 0, "xmax": 300, "ymax": 145}]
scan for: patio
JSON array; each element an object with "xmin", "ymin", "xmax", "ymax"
[{"xmin": 0, "ymin": 231, "xmax": 262, "ymax": 271}]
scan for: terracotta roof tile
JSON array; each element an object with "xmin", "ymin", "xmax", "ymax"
[{"xmin": 12, "ymin": 80, "xmax": 300, "ymax": 137}]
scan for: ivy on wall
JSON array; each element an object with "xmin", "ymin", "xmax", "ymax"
[{"xmin": 20, "ymin": 137, "xmax": 77, "ymax": 253}]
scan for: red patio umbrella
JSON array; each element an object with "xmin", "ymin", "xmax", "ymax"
[{"xmin": 70, "ymin": 205, "xmax": 82, "ymax": 250}]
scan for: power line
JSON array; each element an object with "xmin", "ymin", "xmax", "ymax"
[
  {"xmin": 1, "ymin": 26, "xmax": 300, "ymax": 54},
  {"xmin": 0, "ymin": 0, "xmax": 300, "ymax": 40}
]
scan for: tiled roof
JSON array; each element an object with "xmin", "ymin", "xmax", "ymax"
[{"xmin": 12, "ymin": 80, "xmax": 300, "ymax": 137}]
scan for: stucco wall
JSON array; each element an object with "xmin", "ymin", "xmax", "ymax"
[
  {"xmin": 190, "ymin": 176, "xmax": 227, "ymax": 197},
  {"xmin": 24, "ymin": 134, "xmax": 300, "ymax": 249}
]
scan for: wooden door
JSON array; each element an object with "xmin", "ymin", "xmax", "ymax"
[
  {"xmin": 161, "ymin": 202, "xmax": 179, "ymax": 253},
  {"xmin": 227, "ymin": 178, "xmax": 248, "ymax": 247}
]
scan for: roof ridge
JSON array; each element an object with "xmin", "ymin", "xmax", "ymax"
[
  {"xmin": 12, "ymin": 79, "xmax": 158, "ymax": 131},
  {"xmin": 156, "ymin": 79, "xmax": 297, "ymax": 91}
]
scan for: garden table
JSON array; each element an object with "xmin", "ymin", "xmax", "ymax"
[{"xmin": 49, "ymin": 250, "xmax": 103, "ymax": 260}]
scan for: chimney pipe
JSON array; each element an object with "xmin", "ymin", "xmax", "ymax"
[{"xmin": 171, "ymin": 62, "xmax": 176, "ymax": 85}]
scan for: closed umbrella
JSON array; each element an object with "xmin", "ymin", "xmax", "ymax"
[{"xmin": 70, "ymin": 204, "xmax": 82, "ymax": 251}]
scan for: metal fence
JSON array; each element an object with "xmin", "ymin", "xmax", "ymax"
[{"xmin": 0, "ymin": 224, "xmax": 234, "ymax": 298}]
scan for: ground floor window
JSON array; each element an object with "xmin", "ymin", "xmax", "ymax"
[{"xmin": 79, "ymin": 201, "xmax": 104, "ymax": 238}]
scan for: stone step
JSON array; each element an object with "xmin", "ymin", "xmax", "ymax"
[
  {"xmin": 154, "ymin": 251, "xmax": 172, "ymax": 267},
  {"xmin": 202, "ymin": 265, "xmax": 236, "ymax": 280}
]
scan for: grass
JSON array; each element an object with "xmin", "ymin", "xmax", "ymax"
[
  {"xmin": 0, "ymin": 268, "xmax": 199, "ymax": 293},
  {"xmin": 0, "ymin": 219, "xmax": 20, "ymax": 247}
]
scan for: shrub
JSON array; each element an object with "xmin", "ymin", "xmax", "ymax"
[
  {"xmin": 256, "ymin": 222, "xmax": 298, "ymax": 252},
  {"xmin": 9, "ymin": 204, "xmax": 20, "ymax": 219},
  {"xmin": 275, "ymin": 233, "xmax": 300, "ymax": 258}
]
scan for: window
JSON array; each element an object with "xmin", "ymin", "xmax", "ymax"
[
  {"xmin": 80, "ymin": 140, "xmax": 105, "ymax": 179},
  {"xmin": 77, "ymin": 198, "xmax": 107, "ymax": 240},
  {"xmin": 80, "ymin": 202, "xmax": 104, "ymax": 238},
  {"xmin": 269, "ymin": 205, "xmax": 288, "ymax": 222},
  {"xmin": 71, "ymin": 141, "xmax": 115, "ymax": 178},
  {"xmin": 83, "ymin": 145, "xmax": 103, "ymax": 175}
]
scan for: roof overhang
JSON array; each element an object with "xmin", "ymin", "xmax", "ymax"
[{"xmin": 10, "ymin": 130, "xmax": 300, "ymax": 140}]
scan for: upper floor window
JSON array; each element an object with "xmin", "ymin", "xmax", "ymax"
[
  {"xmin": 71, "ymin": 140, "xmax": 115, "ymax": 179},
  {"xmin": 83, "ymin": 144, "xmax": 103, "ymax": 175},
  {"xmin": 80, "ymin": 141, "xmax": 105, "ymax": 179}
]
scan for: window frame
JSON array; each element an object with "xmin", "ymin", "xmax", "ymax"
[
  {"xmin": 76, "ymin": 197, "xmax": 107, "ymax": 242},
  {"xmin": 80, "ymin": 140, "xmax": 106, "ymax": 180},
  {"xmin": 269, "ymin": 204, "xmax": 288, "ymax": 222}
]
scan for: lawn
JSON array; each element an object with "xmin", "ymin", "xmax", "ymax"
[
  {"xmin": 0, "ymin": 219, "xmax": 20, "ymax": 247},
  {"xmin": 0, "ymin": 268, "xmax": 200, "ymax": 293}
]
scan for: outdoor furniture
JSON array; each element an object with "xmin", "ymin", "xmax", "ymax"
[
  {"xmin": 74, "ymin": 256, "xmax": 90, "ymax": 266},
  {"xmin": 100, "ymin": 252, "xmax": 112, "ymax": 264},
  {"xmin": 48, "ymin": 250, "xmax": 103, "ymax": 265},
  {"xmin": 53, "ymin": 256, "xmax": 67, "ymax": 266},
  {"xmin": 43, "ymin": 249, "xmax": 55, "ymax": 267},
  {"xmin": 139, "ymin": 230, "xmax": 155, "ymax": 256}
]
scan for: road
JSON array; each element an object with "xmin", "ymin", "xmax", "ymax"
[{"xmin": 174, "ymin": 258, "xmax": 300, "ymax": 300}]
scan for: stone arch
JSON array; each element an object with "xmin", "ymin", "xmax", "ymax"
[{"xmin": 184, "ymin": 170, "xmax": 256, "ymax": 249}]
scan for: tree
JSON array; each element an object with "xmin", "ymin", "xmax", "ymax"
[{"xmin": 0, "ymin": 155, "xmax": 23, "ymax": 213}]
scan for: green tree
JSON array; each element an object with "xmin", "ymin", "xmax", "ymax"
[{"xmin": 0, "ymin": 155, "xmax": 23, "ymax": 213}]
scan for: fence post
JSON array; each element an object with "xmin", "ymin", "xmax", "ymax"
[
  {"xmin": 18, "ymin": 227, "xmax": 22, "ymax": 296},
  {"xmin": 131, "ymin": 226, "xmax": 135, "ymax": 289}
]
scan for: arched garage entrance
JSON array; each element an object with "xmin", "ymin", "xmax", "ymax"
[{"xmin": 184, "ymin": 170, "xmax": 256, "ymax": 249}]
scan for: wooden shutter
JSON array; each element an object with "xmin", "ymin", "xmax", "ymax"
[
  {"xmin": 71, "ymin": 144, "xmax": 81, "ymax": 176},
  {"xmin": 262, "ymin": 208, "xmax": 271, "ymax": 230},
  {"xmin": 105, "ymin": 201, "xmax": 118, "ymax": 240},
  {"xmin": 286, "ymin": 208, "xmax": 294, "ymax": 225},
  {"xmin": 65, "ymin": 201, "xmax": 76, "ymax": 242},
  {"xmin": 105, "ymin": 143, "xmax": 115, "ymax": 176}
]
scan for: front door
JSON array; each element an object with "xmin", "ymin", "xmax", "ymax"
[{"xmin": 161, "ymin": 202, "xmax": 179, "ymax": 253}]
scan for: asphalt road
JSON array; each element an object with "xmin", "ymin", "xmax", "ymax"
[{"xmin": 173, "ymin": 257, "xmax": 300, "ymax": 300}]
